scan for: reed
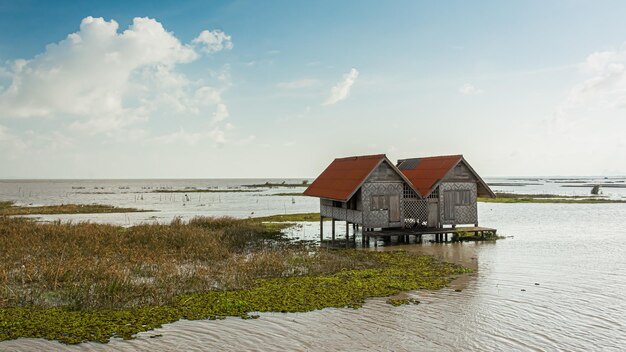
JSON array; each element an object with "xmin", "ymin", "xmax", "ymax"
[
  {"xmin": 0, "ymin": 216, "xmax": 373, "ymax": 310},
  {"xmin": 0, "ymin": 216, "xmax": 470, "ymax": 344}
]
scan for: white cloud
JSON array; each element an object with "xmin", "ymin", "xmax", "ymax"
[
  {"xmin": 209, "ymin": 127, "xmax": 226, "ymax": 144},
  {"xmin": 277, "ymin": 79, "xmax": 318, "ymax": 89},
  {"xmin": 569, "ymin": 48, "xmax": 626, "ymax": 109},
  {"xmin": 0, "ymin": 125, "xmax": 25, "ymax": 154},
  {"xmin": 212, "ymin": 103, "xmax": 229, "ymax": 123},
  {"xmin": 553, "ymin": 46, "xmax": 626, "ymax": 123},
  {"xmin": 323, "ymin": 68, "xmax": 359, "ymax": 105},
  {"xmin": 459, "ymin": 83, "xmax": 483, "ymax": 96},
  {"xmin": 192, "ymin": 30, "xmax": 233, "ymax": 53},
  {"xmin": 151, "ymin": 126, "xmax": 229, "ymax": 146},
  {"xmin": 0, "ymin": 17, "xmax": 233, "ymax": 135}
]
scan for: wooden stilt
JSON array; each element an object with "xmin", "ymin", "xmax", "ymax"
[
  {"xmin": 320, "ymin": 217, "xmax": 324, "ymax": 244},
  {"xmin": 331, "ymin": 218, "xmax": 336, "ymax": 245},
  {"xmin": 345, "ymin": 221, "xmax": 349, "ymax": 248}
]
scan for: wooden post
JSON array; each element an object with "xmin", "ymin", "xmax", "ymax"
[
  {"xmin": 445, "ymin": 233, "xmax": 448, "ymax": 242},
  {"xmin": 331, "ymin": 218, "xmax": 336, "ymax": 245},
  {"xmin": 345, "ymin": 221, "xmax": 349, "ymax": 248},
  {"xmin": 320, "ymin": 217, "xmax": 324, "ymax": 244}
]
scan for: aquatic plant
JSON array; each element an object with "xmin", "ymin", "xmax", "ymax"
[
  {"xmin": 0, "ymin": 250, "xmax": 467, "ymax": 344},
  {"xmin": 386, "ymin": 298, "xmax": 420, "ymax": 306},
  {"xmin": 252, "ymin": 213, "xmax": 320, "ymax": 222},
  {"xmin": 478, "ymin": 196, "xmax": 625, "ymax": 204},
  {"xmin": 0, "ymin": 216, "xmax": 470, "ymax": 344}
]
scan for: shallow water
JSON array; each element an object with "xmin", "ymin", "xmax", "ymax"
[
  {"xmin": 0, "ymin": 178, "xmax": 318, "ymax": 225},
  {"xmin": 1, "ymin": 179, "xmax": 626, "ymax": 351}
]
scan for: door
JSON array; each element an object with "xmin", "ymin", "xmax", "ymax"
[
  {"xmin": 443, "ymin": 191, "xmax": 455, "ymax": 221},
  {"xmin": 427, "ymin": 200, "xmax": 439, "ymax": 227},
  {"xmin": 389, "ymin": 194, "xmax": 400, "ymax": 222}
]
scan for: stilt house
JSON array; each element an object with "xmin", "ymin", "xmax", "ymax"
[{"xmin": 303, "ymin": 154, "xmax": 495, "ymax": 229}]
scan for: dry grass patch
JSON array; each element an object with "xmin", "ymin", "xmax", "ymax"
[{"xmin": 0, "ymin": 201, "xmax": 149, "ymax": 216}]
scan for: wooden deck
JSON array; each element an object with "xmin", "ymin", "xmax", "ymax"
[
  {"xmin": 321, "ymin": 225, "xmax": 498, "ymax": 248},
  {"xmin": 362, "ymin": 226, "xmax": 497, "ymax": 247}
]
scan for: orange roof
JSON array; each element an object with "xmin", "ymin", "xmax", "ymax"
[
  {"xmin": 397, "ymin": 155, "xmax": 463, "ymax": 197},
  {"xmin": 304, "ymin": 154, "xmax": 387, "ymax": 201}
]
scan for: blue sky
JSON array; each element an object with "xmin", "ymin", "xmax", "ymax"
[{"xmin": 1, "ymin": 0, "xmax": 626, "ymax": 178}]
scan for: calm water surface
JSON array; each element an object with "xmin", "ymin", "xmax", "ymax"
[{"xmin": 1, "ymin": 178, "xmax": 625, "ymax": 351}]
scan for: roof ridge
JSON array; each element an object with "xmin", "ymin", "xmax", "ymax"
[
  {"xmin": 334, "ymin": 153, "xmax": 386, "ymax": 161},
  {"xmin": 401, "ymin": 154, "xmax": 462, "ymax": 161}
]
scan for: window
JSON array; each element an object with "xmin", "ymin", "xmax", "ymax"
[
  {"xmin": 456, "ymin": 190, "xmax": 471, "ymax": 206},
  {"xmin": 332, "ymin": 200, "xmax": 342, "ymax": 208},
  {"xmin": 371, "ymin": 195, "xmax": 389, "ymax": 210}
]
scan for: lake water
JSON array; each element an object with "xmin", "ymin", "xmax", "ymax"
[{"xmin": 1, "ymin": 177, "xmax": 625, "ymax": 351}]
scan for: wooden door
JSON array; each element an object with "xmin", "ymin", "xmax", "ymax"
[
  {"xmin": 389, "ymin": 194, "xmax": 400, "ymax": 222},
  {"xmin": 443, "ymin": 191, "xmax": 455, "ymax": 221}
]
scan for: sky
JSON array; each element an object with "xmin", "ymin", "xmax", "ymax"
[{"xmin": 1, "ymin": 0, "xmax": 626, "ymax": 178}]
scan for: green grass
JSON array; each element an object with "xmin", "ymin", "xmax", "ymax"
[
  {"xmin": 253, "ymin": 212, "xmax": 321, "ymax": 222},
  {"xmin": 0, "ymin": 216, "xmax": 469, "ymax": 344},
  {"xmin": 0, "ymin": 201, "xmax": 150, "ymax": 215},
  {"xmin": 0, "ymin": 250, "xmax": 468, "ymax": 344}
]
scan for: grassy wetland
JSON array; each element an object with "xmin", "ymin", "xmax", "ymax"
[
  {"xmin": 479, "ymin": 193, "xmax": 626, "ymax": 204},
  {"xmin": 0, "ymin": 216, "xmax": 469, "ymax": 344},
  {"xmin": 0, "ymin": 201, "xmax": 148, "ymax": 216}
]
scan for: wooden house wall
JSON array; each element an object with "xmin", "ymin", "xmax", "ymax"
[
  {"xmin": 438, "ymin": 182, "xmax": 477, "ymax": 225},
  {"xmin": 443, "ymin": 161, "xmax": 478, "ymax": 183},
  {"xmin": 367, "ymin": 161, "xmax": 404, "ymax": 182},
  {"xmin": 361, "ymin": 183, "xmax": 404, "ymax": 228}
]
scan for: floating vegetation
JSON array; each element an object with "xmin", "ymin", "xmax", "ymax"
[
  {"xmin": 478, "ymin": 196, "xmax": 625, "ymax": 204},
  {"xmin": 270, "ymin": 192, "xmax": 305, "ymax": 196},
  {"xmin": 152, "ymin": 189, "xmax": 257, "ymax": 193},
  {"xmin": 386, "ymin": 298, "xmax": 421, "ymax": 306},
  {"xmin": 0, "ymin": 216, "xmax": 469, "ymax": 344},
  {"xmin": 493, "ymin": 193, "xmax": 590, "ymax": 199},
  {"xmin": 487, "ymin": 182, "xmax": 542, "ymax": 186},
  {"xmin": 452, "ymin": 231, "xmax": 503, "ymax": 242},
  {"xmin": 0, "ymin": 201, "xmax": 151, "ymax": 216},
  {"xmin": 562, "ymin": 183, "xmax": 626, "ymax": 188},
  {"xmin": 243, "ymin": 181, "xmax": 310, "ymax": 188},
  {"xmin": 253, "ymin": 212, "xmax": 320, "ymax": 222}
]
